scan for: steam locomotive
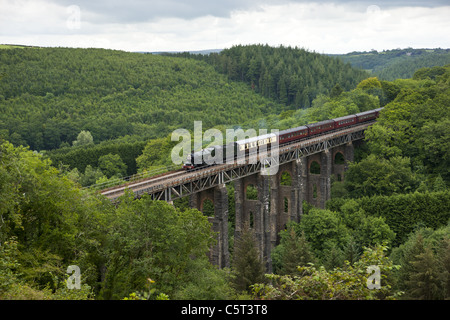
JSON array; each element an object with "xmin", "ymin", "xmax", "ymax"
[{"xmin": 182, "ymin": 108, "xmax": 382, "ymax": 170}]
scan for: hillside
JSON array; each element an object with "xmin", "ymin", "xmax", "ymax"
[
  {"xmin": 0, "ymin": 46, "xmax": 285, "ymax": 151},
  {"xmin": 166, "ymin": 44, "xmax": 370, "ymax": 108},
  {"xmin": 332, "ymin": 48, "xmax": 450, "ymax": 80},
  {"xmin": 0, "ymin": 45, "xmax": 372, "ymax": 180},
  {"xmin": 1, "ymin": 63, "xmax": 449, "ymax": 301}
]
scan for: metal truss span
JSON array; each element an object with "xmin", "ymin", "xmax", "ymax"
[{"xmin": 101, "ymin": 121, "xmax": 372, "ymax": 202}]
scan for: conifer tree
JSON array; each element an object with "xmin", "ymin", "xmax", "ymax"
[
  {"xmin": 279, "ymin": 228, "xmax": 315, "ymax": 275},
  {"xmin": 393, "ymin": 232, "xmax": 427, "ymax": 294},
  {"xmin": 323, "ymin": 242, "xmax": 344, "ymax": 270},
  {"xmin": 342, "ymin": 236, "xmax": 361, "ymax": 265},
  {"xmin": 231, "ymin": 224, "xmax": 265, "ymax": 293},
  {"xmin": 440, "ymin": 238, "xmax": 450, "ymax": 298},
  {"xmin": 433, "ymin": 174, "xmax": 447, "ymax": 192},
  {"xmin": 407, "ymin": 245, "xmax": 443, "ymax": 299}
]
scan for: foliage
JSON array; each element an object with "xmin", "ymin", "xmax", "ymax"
[
  {"xmin": 271, "ymin": 227, "xmax": 316, "ymax": 275},
  {"xmin": 334, "ymin": 48, "xmax": 450, "ymax": 81},
  {"xmin": 1, "ymin": 47, "xmax": 450, "ymax": 301},
  {"xmin": 136, "ymin": 134, "xmax": 178, "ymax": 171},
  {"xmin": 356, "ymin": 77, "xmax": 382, "ymax": 90},
  {"xmin": 344, "ymin": 154, "xmax": 418, "ymax": 198},
  {"xmin": 252, "ymin": 245, "xmax": 402, "ymax": 300},
  {"xmin": 47, "ymin": 136, "xmax": 147, "ymax": 178},
  {"xmin": 72, "ymin": 130, "xmax": 94, "ymax": 147},
  {"xmin": 97, "ymin": 153, "xmax": 127, "ymax": 178},
  {"xmin": 122, "ymin": 278, "xmax": 170, "ymax": 300},
  {"xmin": 0, "ymin": 140, "xmax": 107, "ymax": 298},
  {"xmin": 293, "ymin": 208, "xmax": 351, "ymax": 261},
  {"xmin": 172, "ymin": 259, "xmax": 236, "ymax": 300},
  {"xmin": 231, "ymin": 225, "xmax": 266, "ymax": 293},
  {"xmin": 238, "ymin": 80, "xmax": 382, "ymax": 134},
  {"xmin": 279, "ymin": 207, "xmax": 395, "ymax": 269},
  {"xmin": 390, "ymin": 223, "xmax": 450, "ymax": 299},
  {"xmin": 365, "ymin": 65, "xmax": 450, "ymax": 182},
  {"xmin": 99, "ymin": 193, "xmax": 216, "ymax": 299},
  {"xmin": 169, "ymin": 44, "xmax": 369, "ymax": 108},
  {"xmin": 0, "ymin": 140, "xmax": 237, "ymax": 300},
  {"xmin": 78, "ymin": 165, "xmax": 106, "ymax": 187},
  {"xmin": 0, "ymin": 47, "xmax": 285, "ymax": 151},
  {"xmin": 0, "ymin": 237, "xmax": 21, "ymax": 293},
  {"xmin": 328, "ymin": 190, "xmax": 450, "ymax": 247}
]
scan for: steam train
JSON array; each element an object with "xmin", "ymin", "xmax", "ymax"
[{"xmin": 182, "ymin": 108, "xmax": 383, "ymax": 170}]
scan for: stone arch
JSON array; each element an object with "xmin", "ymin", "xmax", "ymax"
[
  {"xmin": 310, "ymin": 161, "xmax": 321, "ymax": 174},
  {"xmin": 245, "ymin": 183, "xmax": 258, "ymax": 200},
  {"xmin": 201, "ymin": 198, "xmax": 214, "ymax": 217},
  {"xmin": 334, "ymin": 151, "xmax": 345, "ymax": 165},
  {"xmin": 284, "ymin": 197, "xmax": 289, "ymax": 213},
  {"xmin": 280, "ymin": 171, "xmax": 292, "ymax": 186}
]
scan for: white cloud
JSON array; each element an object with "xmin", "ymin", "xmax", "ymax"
[{"xmin": 0, "ymin": 1, "xmax": 449, "ymax": 53}]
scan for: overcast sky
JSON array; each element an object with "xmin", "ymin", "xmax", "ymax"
[{"xmin": 1, "ymin": 0, "xmax": 449, "ymax": 53}]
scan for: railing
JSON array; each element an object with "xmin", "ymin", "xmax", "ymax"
[{"xmin": 85, "ymin": 163, "xmax": 182, "ymax": 191}]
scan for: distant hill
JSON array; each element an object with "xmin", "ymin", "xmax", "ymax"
[
  {"xmin": 148, "ymin": 49, "xmax": 222, "ymax": 55},
  {"xmin": 165, "ymin": 44, "xmax": 370, "ymax": 108},
  {"xmin": 331, "ymin": 48, "xmax": 450, "ymax": 80},
  {"xmin": 0, "ymin": 44, "xmax": 40, "ymax": 49},
  {"xmin": 0, "ymin": 47, "xmax": 285, "ymax": 151}
]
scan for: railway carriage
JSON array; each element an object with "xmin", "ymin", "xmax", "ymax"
[
  {"xmin": 356, "ymin": 109, "xmax": 379, "ymax": 123},
  {"xmin": 334, "ymin": 114, "xmax": 357, "ymax": 129},
  {"xmin": 306, "ymin": 119, "xmax": 335, "ymax": 135},
  {"xmin": 183, "ymin": 107, "xmax": 383, "ymax": 171},
  {"xmin": 235, "ymin": 133, "xmax": 278, "ymax": 155},
  {"xmin": 279, "ymin": 126, "xmax": 309, "ymax": 144}
]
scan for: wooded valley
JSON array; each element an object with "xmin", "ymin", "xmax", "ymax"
[{"xmin": 0, "ymin": 45, "xmax": 449, "ymax": 300}]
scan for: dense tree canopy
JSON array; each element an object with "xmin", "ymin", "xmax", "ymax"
[
  {"xmin": 1, "ymin": 45, "xmax": 449, "ymax": 301},
  {"xmin": 0, "ymin": 140, "xmax": 235, "ymax": 300},
  {"xmin": 100, "ymin": 192, "xmax": 217, "ymax": 299},
  {"xmin": 365, "ymin": 65, "xmax": 450, "ymax": 182},
  {"xmin": 334, "ymin": 48, "xmax": 450, "ymax": 81},
  {"xmin": 169, "ymin": 44, "xmax": 369, "ymax": 108},
  {"xmin": 0, "ymin": 140, "xmax": 107, "ymax": 296},
  {"xmin": 0, "ymin": 47, "xmax": 285, "ymax": 151}
]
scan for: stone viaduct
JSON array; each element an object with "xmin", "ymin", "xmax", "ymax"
[
  {"xmin": 189, "ymin": 141, "xmax": 356, "ymax": 272},
  {"xmin": 101, "ymin": 122, "xmax": 369, "ymax": 272}
]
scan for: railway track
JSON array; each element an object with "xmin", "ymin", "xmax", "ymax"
[
  {"xmin": 99, "ymin": 121, "xmax": 374, "ymax": 201},
  {"xmin": 100, "ymin": 169, "xmax": 185, "ymax": 198}
]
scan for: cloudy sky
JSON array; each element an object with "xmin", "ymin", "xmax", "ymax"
[{"xmin": 1, "ymin": 0, "xmax": 449, "ymax": 53}]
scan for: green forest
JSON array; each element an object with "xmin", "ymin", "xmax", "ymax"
[
  {"xmin": 0, "ymin": 46, "xmax": 287, "ymax": 151},
  {"xmin": 332, "ymin": 48, "xmax": 450, "ymax": 81},
  {"xmin": 165, "ymin": 44, "xmax": 369, "ymax": 108},
  {"xmin": 0, "ymin": 44, "xmax": 449, "ymax": 300}
]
